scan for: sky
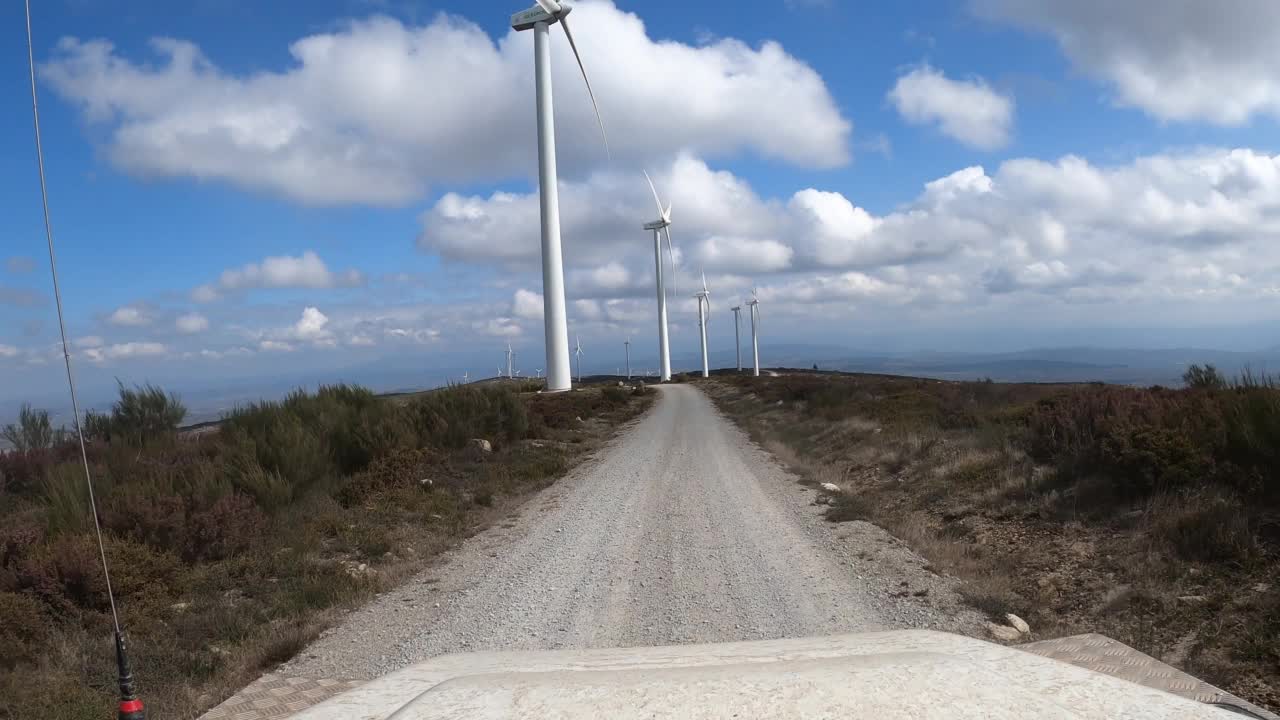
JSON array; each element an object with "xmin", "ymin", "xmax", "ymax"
[{"xmin": 4, "ymin": 0, "xmax": 1280, "ymax": 410}]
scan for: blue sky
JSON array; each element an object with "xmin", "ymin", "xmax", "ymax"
[{"xmin": 5, "ymin": 0, "xmax": 1280, "ymax": 412}]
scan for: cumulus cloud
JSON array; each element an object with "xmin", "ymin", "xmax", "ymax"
[
  {"xmin": 41, "ymin": 3, "xmax": 850, "ymax": 206},
  {"xmin": 0, "ymin": 344, "xmax": 18, "ymax": 359},
  {"xmin": 175, "ymin": 312, "xmax": 210, "ymax": 334},
  {"xmin": 973, "ymin": 0, "xmax": 1280, "ymax": 125},
  {"xmin": 422, "ymin": 147, "xmax": 1280, "ymax": 321},
  {"xmin": 888, "ymin": 64, "xmax": 1014, "ymax": 149},
  {"xmin": 108, "ymin": 305, "xmax": 151, "ymax": 326},
  {"xmin": 512, "ymin": 289, "xmax": 544, "ymax": 320},
  {"xmin": 290, "ymin": 306, "xmax": 333, "ymax": 343},
  {"xmin": 194, "ymin": 251, "xmax": 364, "ymax": 301}
]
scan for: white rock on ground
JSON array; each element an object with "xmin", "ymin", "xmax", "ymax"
[
  {"xmin": 820, "ymin": 483, "xmax": 842, "ymax": 494},
  {"xmin": 987, "ymin": 622, "xmax": 1022, "ymax": 642},
  {"xmin": 1005, "ymin": 613, "xmax": 1030, "ymax": 634},
  {"xmin": 468, "ymin": 439, "xmax": 492, "ymax": 453}
]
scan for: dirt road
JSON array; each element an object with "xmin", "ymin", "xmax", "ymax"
[{"xmin": 284, "ymin": 384, "xmax": 980, "ymax": 680}]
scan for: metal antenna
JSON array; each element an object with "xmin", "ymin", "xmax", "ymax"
[{"xmin": 24, "ymin": 2, "xmax": 144, "ymax": 717}]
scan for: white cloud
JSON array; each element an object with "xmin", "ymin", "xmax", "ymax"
[
  {"xmin": 200, "ymin": 251, "xmax": 364, "ymax": 301},
  {"xmin": 421, "ymin": 147, "xmax": 1280, "ymax": 320},
  {"xmin": 76, "ymin": 335, "xmax": 104, "ymax": 348},
  {"xmin": 42, "ymin": 3, "xmax": 851, "ymax": 206},
  {"xmin": 175, "ymin": 312, "xmax": 210, "ymax": 334},
  {"xmin": 888, "ymin": 64, "xmax": 1014, "ymax": 149},
  {"xmin": 477, "ymin": 318, "xmax": 522, "ymax": 338},
  {"xmin": 258, "ymin": 340, "xmax": 295, "ymax": 352},
  {"xmin": 974, "ymin": 0, "xmax": 1280, "ymax": 125},
  {"xmin": 291, "ymin": 306, "xmax": 332, "ymax": 341},
  {"xmin": 108, "ymin": 305, "xmax": 151, "ymax": 326},
  {"xmin": 84, "ymin": 342, "xmax": 168, "ymax": 363},
  {"xmin": 0, "ymin": 344, "xmax": 18, "ymax": 359},
  {"xmin": 574, "ymin": 299, "xmax": 604, "ymax": 321},
  {"xmin": 512, "ymin": 289, "xmax": 544, "ymax": 320},
  {"xmin": 694, "ymin": 236, "xmax": 793, "ymax": 272}
]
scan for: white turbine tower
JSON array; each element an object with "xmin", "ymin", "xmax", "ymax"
[
  {"xmin": 574, "ymin": 335, "xmax": 584, "ymax": 383},
  {"xmin": 505, "ymin": 343, "xmax": 515, "ymax": 379},
  {"xmin": 642, "ymin": 171, "xmax": 676, "ymax": 382},
  {"xmin": 748, "ymin": 288, "xmax": 761, "ymax": 377},
  {"xmin": 694, "ymin": 272, "xmax": 711, "ymax": 378},
  {"xmin": 731, "ymin": 304, "xmax": 742, "ymax": 372},
  {"xmin": 463, "ymin": 371, "xmax": 470, "ymax": 384},
  {"xmin": 624, "ymin": 337, "xmax": 631, "ymax": 379},
  {"xmin": 511, "ymin": 0, "xmax": 609, "ymax": 392}
]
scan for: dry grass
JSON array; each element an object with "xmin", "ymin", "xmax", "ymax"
[
  {"xmin": 702, "ymin": 371, "xmax": 1279, "ymax": 713},
  {"xmin": 0, "ymin": 382, "xmax": 653, "ymax": 719}
]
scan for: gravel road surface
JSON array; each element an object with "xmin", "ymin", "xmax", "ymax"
[{"xmin": 283, "ymin": 384, "xmax": 982, "ymax": 680}]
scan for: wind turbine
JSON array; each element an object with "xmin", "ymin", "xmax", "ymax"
[
  {"xmin": 574, "ymin": 335, "xmax": 584, "ymax": 383},
  {"xmin": 511, "ymin": 0, "xmax": 609, "ymax": 393},
  {"xmin": 748, "ymin": 288, "xmax": 761, "ymax": 377},
  {"xmin": 731, "ymin": 304, "xmax": 743, "ymax": 372},
  {"xmin": 623, "ymin": 337, "xmax": 631, "ymax": 379},
  {"xmin": 694, "ymin": 272, "xmax": 711, "ymax": 378},
  {"xmin": 643, "ymin": 171, "xmax": 676, "ymax": 382},
  {"xmin": 463, "ymin": 371, "xmax": 470, "ymax": 384},
  {"xmin": 505, "ymin": 343, "xmax": 515, "ymax": 379}
]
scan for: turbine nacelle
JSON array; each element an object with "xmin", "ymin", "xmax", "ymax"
[{"xmin": 511, "ymin": 1, "xmax": 568, "ymax": 31}]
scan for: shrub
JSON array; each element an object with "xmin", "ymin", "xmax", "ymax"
[
  {"xmin": 405, "ymin": 386, "xmax": 528, "ymax": 449},
  {"xmin": 1183, "ymin": 363, "xmax": 1226, "ymax": 390},
  {"xmin": 2, "ymin": 404, "xmax": 56, "ymax": 452},
  {"xmin": 16, "ymin": 534, "xmax": 184, "ymax": 615},
  {"xmin": 186, "ymin": 493, "xmax": 265, "ymax": 562},
  {"xmin": 94, "ymin": 383, "xmax": 187, "ymax": 446},
  {"xmin": 338, "ymin": 448, "xmax": 434, "ymax": 506},
  {"xmin": 0, "ymin": 591, "xmax": 47, "ymax": 668},
  {"xmin": 1148, "ymin": 491, "xmax": 1257, "ymax": 564}
]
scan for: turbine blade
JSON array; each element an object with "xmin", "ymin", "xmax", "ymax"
[
  {"xmin": 643, "ymin": 170, "xmax": 665, "ymax": 217},
  {"xmin": 534, "ymin": 0, "xmax": 562, "ymax": 15},
  {"xmin": 559, "ymin": 16, "xmax": 610, "ymax": 160}
]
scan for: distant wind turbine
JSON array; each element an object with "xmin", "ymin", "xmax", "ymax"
[
  {"xmin": 574, "ymin": 335, "xmax": 584, "ymax": 383},
  {"xmin": 731, "ymin": 304, "xmax": 742, "ymax": 372},
  {"xmin": 748, "ymin": 288, "xmax": 761, "ymax": 377},
  {"xmin": 694, "ymin": 271, "xmax": 711, "ymax": 378},
  {"xmin": 623, "ymin": 337, "xmax": 631, "ymax": 379},
  {"xmin": 511, "ymin": 0, "xmax": 610, "ymax": 392},
  {"xmin": 642, "ymin": 171, "xmax": 676, "ymax": 382},
  {"xmin": 505, "ymin": 343, "xmax": 515, "ymax": 379}
]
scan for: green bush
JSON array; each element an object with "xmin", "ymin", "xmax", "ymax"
[
  {"xmin": 88, "ymin": 383, "xmax": 187, "ymax": 446},
  {"xmin": 405, "ymin": 386, "xmax": 528, "ymax": 449},
  {"xmin": 2, "ymin": 404, "xmax": 56, "ymax": 452},
  {"xmin": 1183, "ymin": 363, "xmax": 1226, "ymax": 390}
]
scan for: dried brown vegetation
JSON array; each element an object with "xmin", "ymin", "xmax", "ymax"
[
  {"xmin": 0, "ymin": 380, "xmax": 651, "ymax": 719},
  {"xmin": 704, "ymin": 370, "xmax": 1279, "ymax": 712}
]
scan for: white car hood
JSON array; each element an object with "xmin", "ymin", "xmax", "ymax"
[{"xmin": 291, "ymin": 630, "xmax": 1235, "ymax": 719}]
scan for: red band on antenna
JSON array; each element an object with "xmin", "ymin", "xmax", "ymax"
[{"xmin": 119, "ymin": 699, "xmax": 144, "ymax": 713}]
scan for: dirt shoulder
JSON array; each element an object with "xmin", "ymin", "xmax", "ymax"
[{"xmin": 701, "ymin": 373, "xmax": 1279, "ymax": 713}]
